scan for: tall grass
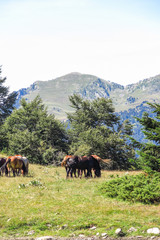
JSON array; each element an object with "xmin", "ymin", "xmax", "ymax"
[{"xmin": 0, "ymin": 165, "xmax": 159, "ymax": 238}]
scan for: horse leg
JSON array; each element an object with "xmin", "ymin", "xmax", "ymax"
[
  {"xmin": 79, "ymin": 169, "xmax": 83, "ymax": 179},
  {"xmin": 6, "ymin": 167, "xmax": 10, "ymax": 177},
  {"xmin": 84, "ymin": 169, "xmax": 87, "ymax": 177},
  {"xmin": 13, "ymin": 169, "xmax": 16, "ymax": 177},
  {"xmin": 73, "ymin": 168, "xmax": 77, "ymax": 177},
  {"xmin": 87, "ymin": 168, "xmax": 92, "ymax": 178},
  {"xmin": 15, "ymin": 169, "xmax": 18, "ymax": 176},
  {"xmin": 5, "ymin": 166, "xmax": 8, "ymax": 177},
  {"xmin": 66, "ymin": 168, "xmax": 70, "ymax": 179},
  {"xmin": 70, "ymin": 168, "xmax": 74, "ymax": 178},
  {"xmin": 18, "ymin": 169, "xmax": 21, "ymax": 176},
  {"xmin": 9, "ymin": 167, "xmax": 11, "ymax": 177},
  {"xmin": 93, "ymin": 169, "xmax": 96, "ymax": 178},
  {"xmin": 77, "ymin": 169, "xmax": 80, "ymax": 177}
]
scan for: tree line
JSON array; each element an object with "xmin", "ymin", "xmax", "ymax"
[{"xmin": 0, "ymin": 67, "xmax": 160, "ymax": 173}]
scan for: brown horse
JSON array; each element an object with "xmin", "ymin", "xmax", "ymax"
[
  {"xmin": 15, "ymin": 155, "xmax": 29, "ymax": 175},
  {"xmin": 65, "ymin": 155, "xmax": 101, "ymax": 178},
  {"xmin": 5, "ymin": 156, "xmax": 27, "ymax": 177},
  {"xmin": 65, "ymin": 155, "xmax": 80, "ymax": 178},
  {"xmin": 61, "ymin": 155, "xmax": 77, "ymax": 177}
]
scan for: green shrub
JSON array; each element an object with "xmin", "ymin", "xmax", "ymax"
[{"xmin": 99, "ymin": 173, "xmax": 160, "ymax": 204}]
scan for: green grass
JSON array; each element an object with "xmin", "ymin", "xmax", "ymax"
[{"xmin": 0, "ymin": 165, "xmax": 159, "ymax": 238}]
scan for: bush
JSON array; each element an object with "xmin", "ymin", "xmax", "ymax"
[
  {"xmin": 42, "ymin": 148, "xmax": 64, "ymax": 166},
  {"xmin": 99, "ymin": 173, "xmax": 160, "ymax": 204}
]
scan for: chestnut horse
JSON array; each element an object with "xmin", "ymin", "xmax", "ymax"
[
  {"xmin": 15, "ymin": 155, "xmax": 29, "ymax": 175},
  {"xmin": 61, "ymin": 155, "xmax": 73, "ymax": 168},
  {"xmin": 5, "ymin": 156, "xmax": 27, "ymax": 177}
]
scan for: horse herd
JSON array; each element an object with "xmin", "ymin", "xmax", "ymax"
[
  {"xmin": 61, "ymin": 155, "xmax": 110, "ymax": 178},
  {"xmin": 0, "ymin": 155, "xmax": 29, "ymax": 177},
  {"xmin": 0, "ymin": 154, "xmax": 110, "ymax": 178}
]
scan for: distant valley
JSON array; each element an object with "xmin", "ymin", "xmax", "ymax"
[{"xmin": 15, "ymin": 72, "xmax": 160, "ymax": 142}]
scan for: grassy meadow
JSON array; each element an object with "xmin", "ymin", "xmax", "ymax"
[{"xmin": 0, "ymin": 164, "xmax": 160, "ymax": 239}]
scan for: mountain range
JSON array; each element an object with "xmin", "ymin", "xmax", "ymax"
[{"xmin": 15, "ymin": 72, "xmax": 160, "ymax": 142}]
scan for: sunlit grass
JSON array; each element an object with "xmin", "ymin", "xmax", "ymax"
[{"xmin": 0, "ymin": 164, "xmax": 159, "ymax": 238}]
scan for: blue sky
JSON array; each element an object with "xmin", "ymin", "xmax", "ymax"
[{"xmin": 0, "ymin": 0, "xmax": 160, "ymax": 91}]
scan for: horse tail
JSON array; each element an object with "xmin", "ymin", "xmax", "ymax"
[
  {"xmin": 21, "ymin": 160, "xmax": 26, "ymax": 176},
  {"xmin": 91, "ymin": 155, "xmax": 111, "ymax": 164},
  {"xmin": 91, "ymin": 155, "xmax": 102, "ymax": 162},
  {"xmin": 101, "ymin": 158, "xmax": 111, "ymax": 163}
]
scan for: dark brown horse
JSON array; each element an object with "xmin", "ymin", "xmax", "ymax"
[
  {"xmin": 61, "ymin": 155, "xmax": 77, "ymax": 177},
  {"xmin": 65, "ymin": 155, "xmax": 81, "ymax": 178},
  {"xmin": 0, "ymin": 157, "xmax": 7, "ymax": 176},
  {"xmin": 65, "ymin": 155, "xmax": 101, "ymax": 178}
]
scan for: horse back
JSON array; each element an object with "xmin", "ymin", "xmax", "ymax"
[
  {"xmin": 11, "ymin": 157, "xmax": 24, "ymax": 168},
  {"xmin": 78, "ymin": 156, "xmax": 89, "ymax": 169}
]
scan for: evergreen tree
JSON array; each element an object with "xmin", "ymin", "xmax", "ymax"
[
  {"xmin": 0, "ymin": 66, "xmax": 17, "ymax": 125},
  {"xmin": 136, "ymin": 103, "xmax": 160, "ymax": 172},
  {"xmin": 67, "ymin": 94, "xmax": 135, "ymax": 169},
  {"xmin": 2, "ymin": 96, "xmax": 68, "ymax": 164}
]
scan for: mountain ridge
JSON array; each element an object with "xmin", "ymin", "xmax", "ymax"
[
  {"xmin": 15, "ymin": 72, "xmax": 160, "ymax": 142},
  {"xmin": 15, "ymin": 72, "xmax": 160, "ymax": 119}
]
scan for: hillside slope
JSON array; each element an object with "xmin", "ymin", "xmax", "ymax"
[
  {"xmin": 15, "ymin": 72, "xmax": 160, "ymax": 141},
  {"xmin": 16, "ymin": 72, "xmax": 125, "ymax": 120}
]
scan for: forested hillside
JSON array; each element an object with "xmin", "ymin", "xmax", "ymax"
[{"xmin": 15, "ymin": 72, "xmax": 160, "ymax": 142}]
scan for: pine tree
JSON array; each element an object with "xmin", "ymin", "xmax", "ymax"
[
  {"xmin": 136, "ymin": 103, "xmax": 160, "ymax": 172},
  {"xmin": 0, "ymin": 66, "xmax": 17, "ymax": 125}
]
